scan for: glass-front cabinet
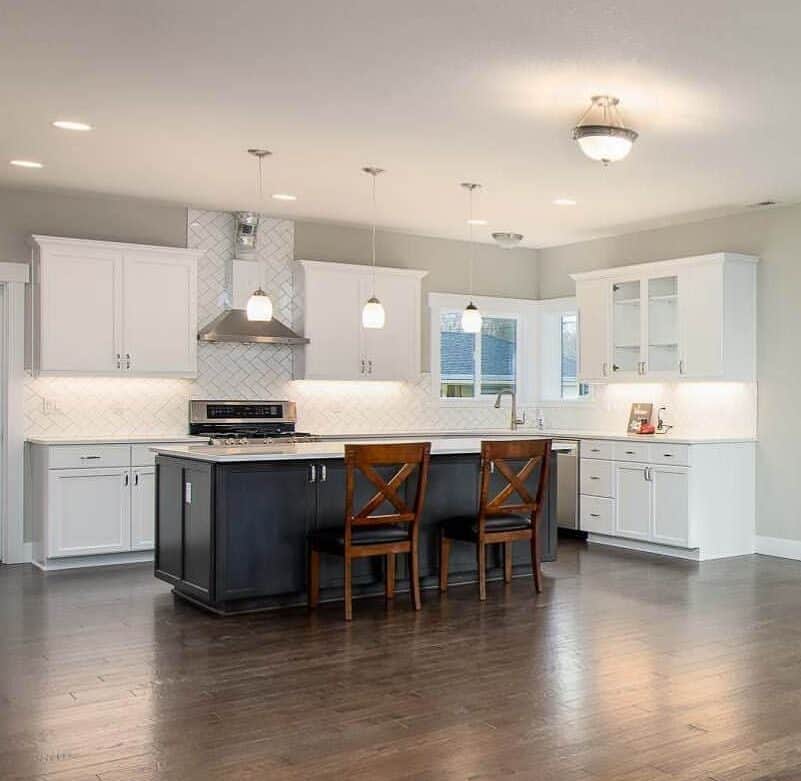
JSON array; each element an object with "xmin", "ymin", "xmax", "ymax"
[
  {"xmin": 611, "ymin": 273, "xmax": 679, "ymax": 377},
  {"xmin": 647, "ymin": 275, "xmax": 679, "ymax": 374},
  {"xmin": 611, "ymin": 279, "xmax": 642, "ymax": 376}
]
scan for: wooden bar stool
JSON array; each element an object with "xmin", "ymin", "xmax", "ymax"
[
  {"xmin": 439, "ymin": 439, "xmax": 552, "ymax": 600},
  {"xmin": 307, "ymin": 442, "xmax": 431, "ymax": 621}
]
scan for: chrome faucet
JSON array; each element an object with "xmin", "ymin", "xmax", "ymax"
[{"xmin": 494, "ymin": 390, "xmax": 526, "ymax": 431}]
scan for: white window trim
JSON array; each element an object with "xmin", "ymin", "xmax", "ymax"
[
  {"xmin": 429, "ymin": 292, "xmax": 538, "ymax": 406},
  {"xmin": 429, "ymin": 292, "xmax": 596, "ymax": 408}
]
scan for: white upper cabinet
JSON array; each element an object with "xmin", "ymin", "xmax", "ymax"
[
  {"xmin": 572, "ymin": 253, "xmax": 757, "ymax": 382},
  {"xmin": 294, "ymin": 260, "xmax": 427, "ymax": 381},
  {"xmin": 122, "ymin": 250, "xmax": 197, "ymax": 375},
  {"xmin": 30, "ymin": 236, "xmax": 201, "ymax": 377}
]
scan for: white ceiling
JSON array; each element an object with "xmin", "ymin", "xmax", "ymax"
[{"xmin": 1, "ymin": 0, "xmax": 799, "ymax": 247}]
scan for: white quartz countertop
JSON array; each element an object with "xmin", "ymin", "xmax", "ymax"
[
  {"xmin": 315, "ymin": 428, "xmax": 756, "ymax": 445},
  {"xmin": 151, "ymin": 429, "xmax": 755, "ymax": 463},
  {"xmin": 27, "ymin": 434, "xmax": 205, "ymax": 446}
]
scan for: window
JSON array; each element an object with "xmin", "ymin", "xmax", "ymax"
[
  {"xmin": 559, "ymin": 313, "xmax": 590, "ymax": 400},
  {"xmin": 439, "ymin": 311, "xmax": 518, "ymax": 399}
]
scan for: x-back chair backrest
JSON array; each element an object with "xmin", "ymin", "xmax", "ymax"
[
  {"xmin": 478, "ymin": 439, "xmax": 552, "ymax": 532},
  {"xmin": 344, "ymin": 442, "xmax": 432, "ymax": 539}
]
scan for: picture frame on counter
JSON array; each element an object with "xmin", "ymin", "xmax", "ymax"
[{"xmin": 627, "ymin": 403, "xmax": 653, "ymax": 434}]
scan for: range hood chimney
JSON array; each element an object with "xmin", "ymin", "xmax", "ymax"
[{"xmin": 197, "ymin": 213, "xmax": 309, "ymax": 345}]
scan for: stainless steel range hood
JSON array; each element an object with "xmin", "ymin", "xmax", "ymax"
[{"xmin": 198, "ymin": 309, "xmax": 309, "ymax": 344}]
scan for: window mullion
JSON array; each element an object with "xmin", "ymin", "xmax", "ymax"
[{"xmin": 474, "ymin": 325, "xmax": 482, "ymax": 398}]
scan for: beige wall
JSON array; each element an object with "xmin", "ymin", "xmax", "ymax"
[
  {"xmin": 294, "ymin": 220, "xmax": 539, "ymax": 369},
  {"xmin": 0, "ymin": 186, "xmax": 187, "ymax": 262},
  {"xmin": 538, "ymin": 203, "xmax": 801, "ymax": 542}
]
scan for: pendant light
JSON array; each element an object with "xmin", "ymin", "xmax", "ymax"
[
  {"xmin": 245, "ymin": 148, "xmax": 273, "ymax": 322},
  {"xmin": 572, "ymin": 96, "xmax": 638, "ymax": 165},
  {"xmin": 361, "ymin": 166, "xmax": 386, "ymax": 329},
  {"xmin": 460, "ymin": 183, "xmax": 482, "ymax": 334}
]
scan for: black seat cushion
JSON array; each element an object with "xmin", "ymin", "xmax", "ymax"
[
  {"xmin": 308, "ymin": 524, "xmax": 410, "ymax": 553},
  {"xmin": 441, "ymin": 513, "xmax": 531, "ymax": 541}
]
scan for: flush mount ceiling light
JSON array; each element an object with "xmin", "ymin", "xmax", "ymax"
[
  {"xmin": 245, "ymin": 149, "xmax": 274, "ymax": 322},
  {"xmin": 466, "ymin": 218, "xmax": 488, "ymax": 226},
  {"xmin": 52, "ymin": 120, "xmax": 92, "ymax": 131},
  {"xmin": 10, "ymin": 159, "xmax": 43, "ymax": 168},
  {"xmin": 271, "ymin": 193, "xmax": 297, "ymax": 201},
  {"xmin": 492, "ymin": 232, "xmax": 523, "ymax": 249},
  {"xmin": 361, "ymin": 166, "xmax": 386, "ymax": 329},
  {"xmin": 572, "ymin": 95, "xmax": 638, "ymax": 165},
  {"xmin": 553, "ymin": 198, "xmax": 577, "ymax": 206},
  {"xmin": 461, "ymin": 182, "xmax": 483, "ymax": 334}
]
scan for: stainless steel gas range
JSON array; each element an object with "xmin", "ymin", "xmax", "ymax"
[{"xmin": 189, "ymin": 400, "xmax": 319, "ymax": 446}]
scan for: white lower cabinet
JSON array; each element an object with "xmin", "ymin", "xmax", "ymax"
[
  {"xmin": 48, "ymin": 467, "xmax": 132, "ymax": 557},
  {"xmin": 131, "ymin": 467, "xmax": 156, "ymax": 551},
  {"xmin": 614, "ymin": 463, "xmax": 653, "ymax": 541},
  {"xmin": 30, "ymin": 440, "xmax": 191, "ymax": 568},
  {"xmin": 650, "ymin": 465, "xmax": 691, "ymax": 547},
  {"xmin": 580, "ymin": 438, "xmax": 754, "ymax": 560}
]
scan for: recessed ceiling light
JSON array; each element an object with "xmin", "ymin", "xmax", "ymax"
[
  {"xmin": 553, "ymin": 198, "xmax": 577, "ymax": 206},
  {"xmin": 10, "ymin": 159, "xmax": 43, "ymax": 168},
  {"xmin": 52, "ymin": 120, "xmax": 92, "ymax": 131},
  {"xmin": 466, "ymin": 218, "xmax": 488, "ymax": 226},
  {"xmin": 271, "ymin": 193, "xmax": 297, "ymax": 201}
]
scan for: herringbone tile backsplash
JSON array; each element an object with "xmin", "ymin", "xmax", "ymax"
[{"xmin": 24, "ymin": 209, "xmax": 756, "ymax": 438}]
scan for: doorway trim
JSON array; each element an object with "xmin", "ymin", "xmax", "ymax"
[{"xmin": 0, "ymin": 262, "xmax": 30, "ymax": 564}]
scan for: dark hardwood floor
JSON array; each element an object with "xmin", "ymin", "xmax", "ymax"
[{"xmin": 3, "ymin": 540, "xmax": 801, "ymax": 780}]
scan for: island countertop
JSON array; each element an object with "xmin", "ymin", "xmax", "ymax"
[{"xmin": 151, "ymin": 430, "xmax": 755, "ymax": 462}]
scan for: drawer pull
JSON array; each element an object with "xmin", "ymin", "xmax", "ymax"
[
  {"xmin": 625, "ymin": 450, "xmax": 635, "ymax": 455},
  {"xmin": 589, "ymin": 476, "xmax": 600, "ymax": 480},
  {"xmin": 663, "ymin": 453, "xmax": 673, "ymax": 457},
  {"xmin": 589, "ymin": 513, "xmax": 600, "ymax": 518},
  {"xmin": 590, "ymin": 448, "xmax": 600, "ymax": 453},
  {"xmin": 80, "ymin": 455, "xmax": 102, "ymax": 460}
]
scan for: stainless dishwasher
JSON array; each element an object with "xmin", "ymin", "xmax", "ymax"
[{"xmin": 554, "ymin": 439, "xmax": 579, "ymax": 530}]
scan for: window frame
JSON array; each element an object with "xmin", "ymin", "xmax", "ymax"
[{"xmin": 429, "ymin": 292, "xmax": 536, "ymax": 406}]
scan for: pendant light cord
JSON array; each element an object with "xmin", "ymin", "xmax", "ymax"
[
  {"xmin": 468, "ymin": 186, "xmax": 475, "ymax": 298},
  {"xmin": 371, "ymin": 171, "xmax": 377, "ymax": 296}
]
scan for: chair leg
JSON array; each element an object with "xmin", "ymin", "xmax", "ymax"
[
  {"xmin": 385, "ymin": 553, "xmax": 396, "ymax": 600},
  {"xmin": 504, "ymin": 541, "xmax": 513, "ymax": 584},
  {"xmin": 409, "ymin": 544, "xmax": 422, "ymax": 611},
  {"xmin": 439, "ymin": 532, "xmax": 451, "ymax": 592},
  {"xmin": 477, "ymin": 542, "xmax": 487, "ymax": 601},
  {"xmin": 308, "ymin": 547, "xmax": 320, "ymax": 609},
  {"xmin": 531, "ymin": 530, "xmax": 542, "ymax": 594},
  {"xmin": 343, "ymin": 554, "xmax": 353, "ymax": 621}
]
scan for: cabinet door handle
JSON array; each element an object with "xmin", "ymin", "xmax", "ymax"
[
  {"xmin": 124, "ymin": 472, "xmax": 129, "ymax": 486},
  {"xmin": 116, "ymin": 353, "xmax": 121, "ymax": 369},
  {"xmin": 308, "ymin": 464, "xmax": 317, "ymax": 483},
  {"xmin": 125, "ymin": 353, "xmax": 131, "ymax": 370},
  {"xmin": 368, "ymin": 360, "xmax": 372, "ymax": 374},
  {"xmin": 360, "ymin": 360, "xmax": 366, "ymax": 374},
  {"xmin": 679, "ymin": 359, "xmax": 685, "ymax": 375},
  {"xmin": 319, "ymin": 464, "xmax": 327, "ymax": 482},
  {"xmin": 612, "ymin": 364, "xmax": 620, "ymax": 372},
  {"xmin": 80, "ymin": 455, "xmax": 102, "ymax": 460},
  {"xmin": 134, "ymin": 471, "xmax": 139, "ymax": 486},
  {"xmin": 602, "ymin": 362, "xmax": 608, "ymax": 376}
]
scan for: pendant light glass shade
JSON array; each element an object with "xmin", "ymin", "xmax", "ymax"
[
  {"xmin": 361, "ymin": 166, "xmax": 386, "ymax": 329},
  {"xmin": 462, "ymin": 301, "xmax": 482, "ymax": 333},
  {"xmin": 362, "ymin": 296, "xmax": 386, "ymax": 329},
  {"xmin": 572, "ymin": 96, "xmax": 638, "ymax": 164},
  {"xmin": 246, "ymin": 288, "xmax": 273, "ymax": 321}
]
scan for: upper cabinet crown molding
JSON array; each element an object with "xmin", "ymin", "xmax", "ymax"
[
  {"xmin": 295, "ymin": 258, "xmax": 428, "ymax": 279},
  {"xmin": 573, "ymin": 252, "xmax": 758, "ymax": 383},
  {"xmin": 31, "ymin": 234, "xmax": 202, "ymax": 259},
  {"xmin": 29, "ymin": 236, "xmax": 200, "ymax": 378},
  {"xmin": 293, "ymin": 259, "xmax": 427, "ymax": 381}
]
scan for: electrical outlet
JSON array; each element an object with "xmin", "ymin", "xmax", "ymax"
[{"xmin": 42, "ymin": 398, "xmax": 59, "ymax": 414}]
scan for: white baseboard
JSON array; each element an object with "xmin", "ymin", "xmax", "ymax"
[
  {"xmin": 587, "ymin": 534, "xmax": 702, "ymax": 561},
  {"xmin": 32, "ymin": 551, "xmax": 154, "ymax": 571},
  {"xmin": 754, "ymin": 535, "xmax": 801, "ymax": 561}
]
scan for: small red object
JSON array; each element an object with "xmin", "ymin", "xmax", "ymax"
[{"xmin": 638, "ymin": 421, "xmax": 656, "ymax": 435}]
